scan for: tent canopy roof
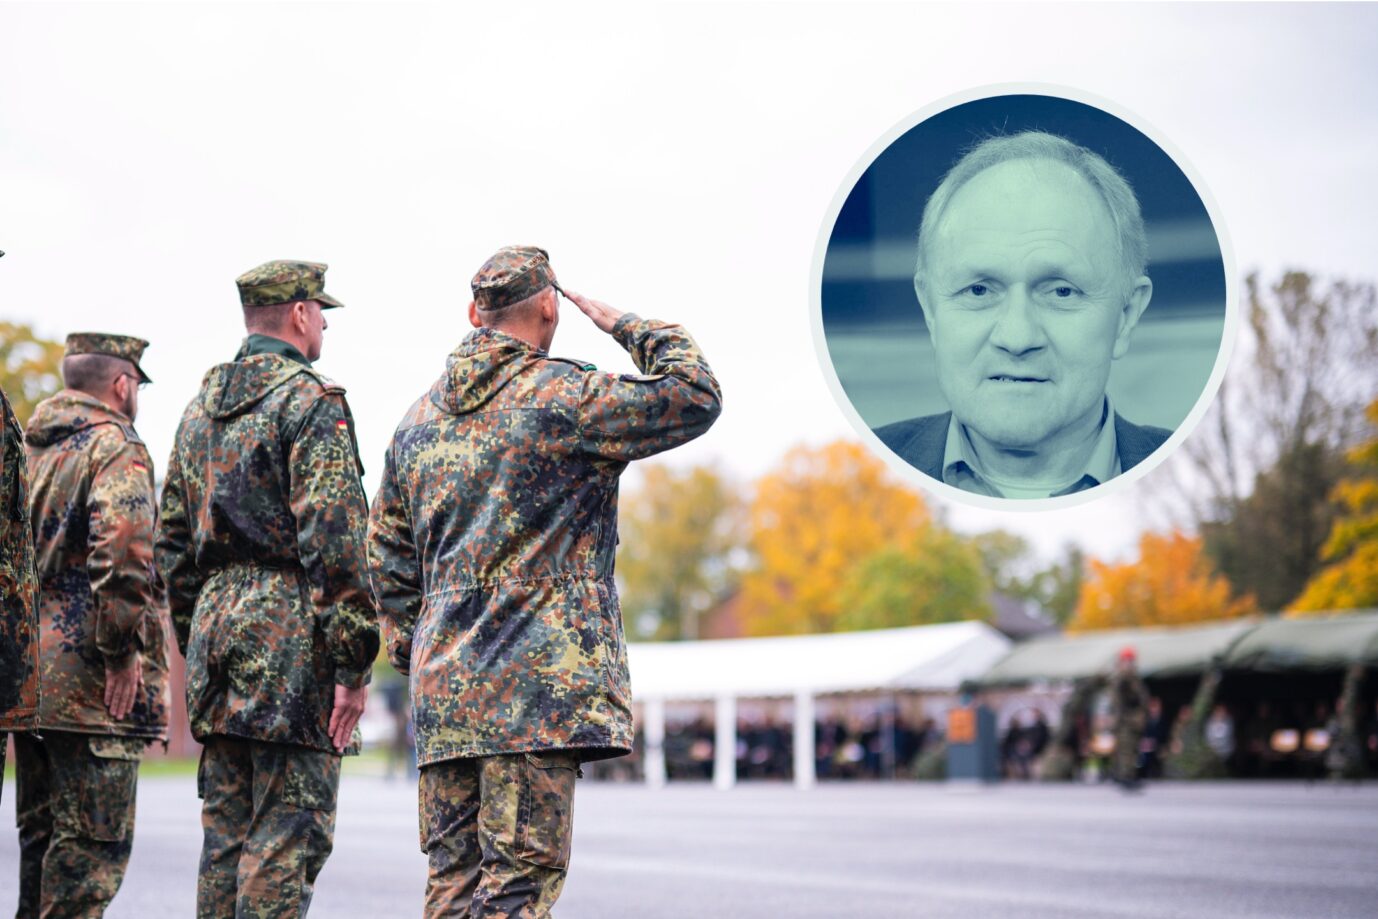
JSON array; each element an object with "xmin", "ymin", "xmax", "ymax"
[
  {"xmin": 628, "ymin": 620, "xmax": 1011, "ymax": 702},
  {"xmin": 1222, "ymin": 610, "xmax": 1378, "ymax": 672},
  {"xmin": 977, "ymin": 620, "xmax": 1257, "ymax": 687},
  {"xmin": 977, "ymin": 611, "xmax": 1378, "ymax": 687}
]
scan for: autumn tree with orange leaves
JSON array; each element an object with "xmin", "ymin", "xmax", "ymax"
[
  {"xmin": 0, "ymin": 322, "xmax": 64, "ymax": 425},
  {"xmin": 1291, "ymin": 399, "xmax": 1378, "ymax": 613},
  {"xmin": 738, "ymin": 441, "xmax": 987, "ymax": 635},
  {"xmin": 1069, "ymin": 531, "xmax": 1256, "ymax": 631}
]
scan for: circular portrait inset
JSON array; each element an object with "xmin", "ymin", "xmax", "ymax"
[{"xmin": 812, "ymin": 85, "xmax": 1235, "ymax": 509}]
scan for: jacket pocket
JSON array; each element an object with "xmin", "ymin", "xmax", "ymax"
[
  {"xmin": 79, "ymin": 736, "xmax": 143, "ymax": 841},
  {"xmin": 517, "ymin": 750, "xmax": 577, "ymax": 869}
]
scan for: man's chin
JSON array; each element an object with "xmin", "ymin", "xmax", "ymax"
[{"xmin": 959, "ymin": 415, "xmax": 1056, "ymax": 453}]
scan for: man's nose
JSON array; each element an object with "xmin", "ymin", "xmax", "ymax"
[{"xmin": 987, "ymin": 286, "xmax": 1045, "ymax": 355}]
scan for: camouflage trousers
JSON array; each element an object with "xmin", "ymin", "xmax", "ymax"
[
  {"xmin": 1113, "ymin": 727, "xmax": 1141, "ymax": 784},
  {"xmin": 13, "ymin": 730, "xmax": 145, "ymax": 919},
  {"xmin": 196, "ymin": 735, "xmax": 341, "ymax": 919},
  {"xmin": 419, "ymin": 750, "xmax": 580, "ymax": 918}
]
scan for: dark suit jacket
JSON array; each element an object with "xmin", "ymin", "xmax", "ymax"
[{"xmin": 873, "ymin": 411, "xmax": 1171, "ymax": 482}]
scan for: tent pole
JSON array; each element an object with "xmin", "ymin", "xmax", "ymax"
[
  {"xmin": 644, "ymin": 697, "xmax": 667, "ymax": 789},
  {"xmin": 714, "ymin": 694, "xmax": 736, "ymax": 790},
  {"xmin": 794, "ymin": 688, "xmax": 816, "ymax": 790}
]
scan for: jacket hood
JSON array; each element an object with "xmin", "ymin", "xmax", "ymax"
[
  {"xmin": 433, "ymin": 328, "xmax": 544, "ymax": 415},
  {"xmin": 202, "ymin": 354, "xmax": 311, "ymax": 420},
  {"xmin": 25, "ymin": 390, "xmax": 133, "ymax": 447}
]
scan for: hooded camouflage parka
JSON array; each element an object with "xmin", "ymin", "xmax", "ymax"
[
  {"xmin": 0, "ymin": 386, "xmax": 39, "ymax": 732},
  {"xmin": 367, "ymin": 314, "xmax": 722, "ymax": 766},
  {"xmin": 23, "ymin": 390, "xmax": 169, "ymax": 740},
  {"xmin": 154, "ymin": 348, "xmax": 378, "ymax": 754}
]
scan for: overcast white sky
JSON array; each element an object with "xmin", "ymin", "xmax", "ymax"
[{"xmin": 3, "ymin": 2, "xmax": 1376, "ymax": 564}]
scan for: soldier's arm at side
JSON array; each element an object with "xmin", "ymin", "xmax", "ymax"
[
  {"xmin": 365, "ymin": 443, "xmax": 422, "ymax": 676},
  {"xmin": 288, "ymin": 392, "xmax": 380, "ymax": 690},
  {"xmin": 576, "ymin": 313, "xmax": 723, "ymax": 461},
  {"xmin": 154, "ymin": 445, "xmax": 202, "ymax": 654},
  {"xmin": 86, "ymin": 434, "xmax": 157, "ymax": 671}
]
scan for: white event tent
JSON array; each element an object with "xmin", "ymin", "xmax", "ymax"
[{"xmin": 626, "ymin": 620, "xmax": 1012, "ymax": 790}]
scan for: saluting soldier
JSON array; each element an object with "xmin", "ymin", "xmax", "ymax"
[
  {"xmin": 367, "ymin": 246, "xmax": 722, "ymax": 916},
  {"xmin": 0, "ymin": 248, "xmax": 41, "ymax": 805},
  {"xmin": 15, "ymin": 333, "xmax": 170, "ymax": 918},
  {"xmin": 153, "ymin": 260, "xmax": 378, "ymax": 918}
]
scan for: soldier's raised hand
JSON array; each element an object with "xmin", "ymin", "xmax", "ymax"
[{"xmin": 565, "ymin": 290, "xmax": 624, "ymax": 334}]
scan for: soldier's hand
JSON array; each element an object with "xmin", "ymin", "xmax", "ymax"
[
  {"xmin": 104, "ymin": 653, "xmax": 143, "ymax": 721},
  {"xmin": 329, "ymin": 683, "xmax": 369, "ymax": 752},
  {"xmin": 565, "ymin": 290, "xmax": 624, "ymax": 334}
]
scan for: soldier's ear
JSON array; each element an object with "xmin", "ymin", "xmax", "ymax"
[
  {"xmin": 468, "ymin": 301, "xmax": 483, "ymax": 329},
  {"xmin": 290, "ymin": 301, "xmax": 311, "ymax": 336},
  {"xmin": 111, "ymin": 371, "xmax": 131, "ymax": 403}
]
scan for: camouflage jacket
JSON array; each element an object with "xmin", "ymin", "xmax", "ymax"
[
  {"xmin": 154, "ymin": 344, "xmax": 378, "ymax": 754},
  {"xmin": 1110, "ymin": 669, "xmax": 1151, "ymax": 734},
  {"xmin": 367, "ymin": 315, "xmax": 722, "ymax": 766},
  {"xmin": 24, "ymin": 391, "xmax": 169, "ymax": 740},
  {"xmin": 0, "ymin": 386, "xmax": 39, "ymax": 732}
]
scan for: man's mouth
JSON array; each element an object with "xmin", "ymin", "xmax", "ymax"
[{"xmin": 987, "ymin": 375, "xmax": 1049, "ymax": 383}]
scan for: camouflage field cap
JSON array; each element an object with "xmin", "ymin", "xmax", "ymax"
[
  {"xmin": 236, "ymin": 260, "xmax": 345, "ymax": 310},
  {"xmin": 471, "ymin": 245, "xmax": 558, "ymax": 310},
  {"xmin": 64, "ymin": 332, "xmax": 153, "ymax": 384}
]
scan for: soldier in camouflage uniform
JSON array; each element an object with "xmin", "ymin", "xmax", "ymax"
[
  {"xmin": 1, "ymin": 383, "xmax": 41, "ymax": 803},
  {"xmin": 367, "ymin": 246, "xmax": 722, "ymax": 917},
  {"xmin": 1108, "ymin": 647, "xmax": 1150, "ymax": 789},
  {"xmin": 0, "ymin": 247, "xmax": 41, "ymax": 807},
  {"xmin": 15, "ymin": 333, "xmax": 171, "ymax": 918},
  {"xmin": 153, "ymin": 260, "xmax": 379, "ymax": 919}
]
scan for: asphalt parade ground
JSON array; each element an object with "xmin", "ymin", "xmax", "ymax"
[{"xmin": 2, "ymin": 774, "xmax": 1375, "ymax": 918}]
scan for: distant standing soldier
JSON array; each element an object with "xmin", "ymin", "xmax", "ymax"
[
  {"xmin": 154, "ymin": 261, "xmax": 378, "ymax": 918},
  {"xmin": 15, "ymin": 333, "xmax": 170, "ymax": 918},
  {"xmin": 1109, "ymin": 647, "xmax": 1150, "ymax": 789},
  {"xmin": 368, "ymin": 246, "xmax": 722, "ymax": 916}
]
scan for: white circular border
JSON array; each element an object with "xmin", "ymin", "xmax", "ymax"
[{"xmin": 809, "ymin": 82, "xmax": 1239, "ymax": 512}]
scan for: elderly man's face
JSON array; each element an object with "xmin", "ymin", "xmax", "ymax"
[{"xmin": 918, "ymin": 159, "xmax": 1151, "ymax": 456}]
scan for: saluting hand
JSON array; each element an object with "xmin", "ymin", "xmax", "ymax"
[
  {"xmin": 329, "ymin": 683, "xmax": 369, "ymax": 752},
  {"xmin": 565, "ymin": 290, "xmax": 624, "ymax": 334},
  {"xmin": 104, "ymin": 653, "xmax": 143, "ymax": 721}
]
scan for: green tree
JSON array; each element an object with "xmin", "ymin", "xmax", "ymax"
[
  {"xmin": 835, "ymin": 528, "xmax": 990, "ymax": 630},
  {"xmin": 616, "ymin": 462, "xmax": 744, "ymax": 640},
  {"xmin": 0, "ymin": 322, "xmax": 64, "ymax": 425},
  {"xmin": 972, "ymin": 531, "xmax": 1084, "ymax": 626}
]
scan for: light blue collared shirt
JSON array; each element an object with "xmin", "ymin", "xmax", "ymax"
[{"xmin": 941, "ymin": 396, "xmax": 1121, "ymax": 499}]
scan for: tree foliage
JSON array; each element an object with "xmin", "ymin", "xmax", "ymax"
[
  {"xmin": 616, "ymin": 462, "xmax": 743, "ymax": 640},
  {"xmin": 834, "ymin": 528, "xmax": 990, "ymax": 631},
  {"xmin": 1069, "ymin": 531, "xmax": 1256, "ymax": 631},
  {"xmin": 1163, "ymin": 272, "xmax": 1377, "ymax": 610},
  {"xmin": 739, "ymin": 441, "xmax": 932, "ymax": 636},
  {"xmin": 1291, "ymin": 399, "xmax": 1378, "ymax": 613},
  {"xmin": 0, "ymin": 322, "xmax": 64, "ymax": 425},
  {"xmin": 972, "ymin": 531, "xmax": 1084, "ymax": 626}
]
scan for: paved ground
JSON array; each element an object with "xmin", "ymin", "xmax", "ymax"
[{"xmin": 2, "ymin": 776, "xmax": 1375, "ymax": 918}]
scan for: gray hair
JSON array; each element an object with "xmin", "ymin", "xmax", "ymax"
[{"xmin": 914, "ymin": 131, "xmax": 1147, "ymax": 294}]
